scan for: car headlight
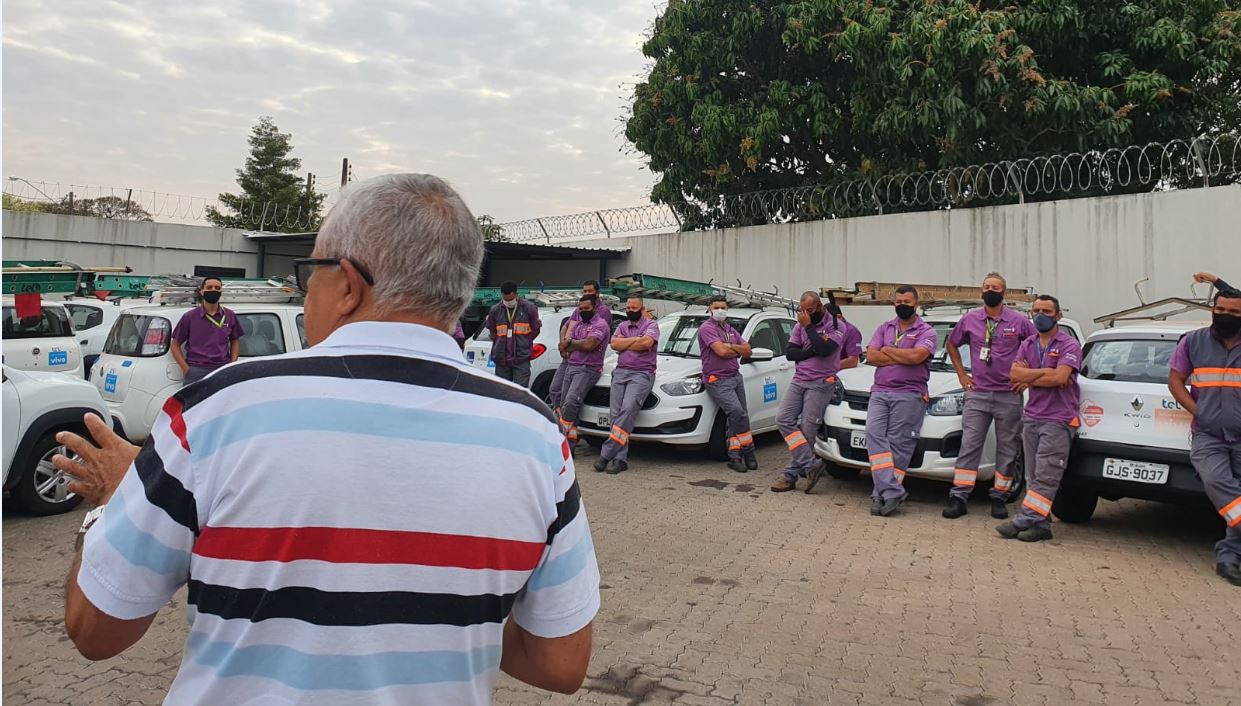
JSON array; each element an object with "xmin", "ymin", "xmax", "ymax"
[
  {"xmin": 829, "ymin": 379, "xmax": 845, "ymax": 405},
  {"xmin": 927, "ymin": 390, "xmax": 966, "ymax": 416},
  {"xmin": 661, "ymin": 374, "xmax": 704, "ymax": 396}
]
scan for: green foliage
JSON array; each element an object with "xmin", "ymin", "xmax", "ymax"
[
  {"xmin": 47, "ymin": 195, "xmax": 153, "ymax": 221},
  {"xmin": 625, "ymin": 0, "xmax": 1241, "ymax": 227},
  {"xmin": 206, "ymin": 116, "xmax": 326, "ymax": 232},
  {"xmin": 2, "ymin": 194, "xmax": 50, "ymax": 213},
  {"xmin": 477, "ymin": 214, "xmax": 508, "ymax": 242}
]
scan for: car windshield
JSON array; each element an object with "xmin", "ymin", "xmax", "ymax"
[
  {"xmin": 2, "ymin": 305, "xmax": 72, "ymax": 339},
  {"xmin": 928, "ymin": 322, "xmax": 969, "ymax": 373},
  {"xmin": 659, "ymin": 314, "xmax": 750, "ymax": 357},
  {"xmin": 1082, "ymin": 338, "xmax": 1178, "ymax": 384},
  {"xmin": 104, "ymin": 314, "xmax": 173, "ymax": 357}
]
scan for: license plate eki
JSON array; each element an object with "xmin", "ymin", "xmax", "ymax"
[
  {"xmin": 850, "ymin": 431, "xmax": 866, "ymax": 449},
  {"xmin": 1101, "ymin": 458, "xmax": 1169, "ymax": 485}
]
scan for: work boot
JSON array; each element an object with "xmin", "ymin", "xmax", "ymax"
[
  {"xmin": 990, "ymin": 497, "xmax": 1009, "ymax": 519},
  {"xmin": 592, "ymin": 457, "xmax": 609, "ymax": 473},
  {"xmin": 1018, "ymin": 526, "xmax": 1054, "ymax": 542},
  {"xmin": 995, "ymin": 521, "xmax": 1020, "ymax": 539},
  {"xmin": 727, "ymin": 458, "xmax": 748, "ymax": 473},
  {"xmin": 878, "ymin": 496, "xmax": 903, "ymax": 517},
  {"xmin": 1216, "ymin": 563, "xmax": 1241, "ymax": 587},
  {"xmin": 870, "ymin": 499, "xmax": 883, "ymax": 516},
  {"xmin": 743, "ymin": 449, "xmax": 759, "ymax": 471},
  {"xmin": 942, "ymin": 497, "xmax": 968, "ymax": 519},
  {"xmin": 770, "ymin": 478, "xmax": 796, "ymax": 493},
  {"xmin": 804, "ymin": 461, "xmax": 825, "ymax": 495},
  {"xmin": 606, "ymin": 460, "xmax": 628, "ymax": 475}
]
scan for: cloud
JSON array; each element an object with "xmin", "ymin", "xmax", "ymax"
[{"xmin": 2, "ymin": 0, "xmax": 660, "ymax": 222}]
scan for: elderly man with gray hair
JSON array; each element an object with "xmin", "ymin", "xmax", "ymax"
[{"xmin": 53, "ymin": 174, "xmax": 600, "ymax": 705}]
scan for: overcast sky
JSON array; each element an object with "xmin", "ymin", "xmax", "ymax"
[{"xmin": 2, "ymin": 0, "xmax": 661, "ymax": 223}]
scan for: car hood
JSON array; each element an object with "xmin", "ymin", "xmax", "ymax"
[
  {"xmin": 598, "ymin": 353, "xmax": 701, "ymax": 385},
  {"xmin": 5, "ymin": 366, "xmax": 97, "ymax": 391},
  {"xmin": 835, "ymin": 365, "xmax": 966, "ymax": 398}
]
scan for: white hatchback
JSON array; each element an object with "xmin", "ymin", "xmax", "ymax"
[
  {"xmin": 2, "ymin": 297, "xmax": 84, "ymax": 378},
  {"xmin": 575, "ymin": 308, "xmax": 792, "ymax": 460},
  {"xmin": 91, "ymin": 303, "xmax": 307, "ymax": 442},
  {"xmin": 61, "ymin": 297, "xmax": 142, "ymax": 378},
  {"xmin": 814, "ymin": 311, "xmax": 1083, "ymax": 491}
]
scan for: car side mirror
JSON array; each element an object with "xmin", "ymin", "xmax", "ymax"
[{"xmin": 744, "ymin": 347, "xmax": 774, "ymax": 363}]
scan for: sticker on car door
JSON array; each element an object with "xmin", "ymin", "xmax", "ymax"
[
  {"xmin": 104, "ymin": 371, "xmax": 118, "ymax": 393},
  {"xmin": 763, "ymin": 376, "xmax": 777, "ymax": 403},
  {"xmin": 48, "ymin": 349, "xmax": 68, "ymax": 366}
]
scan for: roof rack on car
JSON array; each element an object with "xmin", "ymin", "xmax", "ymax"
[
  {"xmin": 609, "ymin": 273, "xmax": 801, "ymax": 311},
  {"xmin": 148, "ymin": 279, "xmax": 303, "ymax": 305},
  {"xmin": 1094, "ymin": 298, "xmax": 1212, "ymax": 328},
  {"xmin": 823, "ymin": 281, "xmax": 1037, "ymax": 311}
]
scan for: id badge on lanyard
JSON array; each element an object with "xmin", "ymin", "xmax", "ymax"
[{"xmin": 980, "ymin": 318, "xmax": 998, "ymax": 365}]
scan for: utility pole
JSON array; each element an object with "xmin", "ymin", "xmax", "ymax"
[
  {"xmin": 67, "ymin": 191, "xmax": 75, "ymax": 215},
  {"xmin": 306, "ymin": 172, "xmax": 316, "ymax": 196},
  {"xmin": 340, "ymin": 158, "xmax": 352, "ymax": 188}
]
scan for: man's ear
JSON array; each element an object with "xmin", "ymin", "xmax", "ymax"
[{"xmin": 336, "ymin": 260, "xmax": 370, "ymax": 317}]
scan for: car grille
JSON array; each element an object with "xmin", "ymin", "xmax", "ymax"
[
  {"xmin": 584, "ymin": 386, "xmax": 658, "ymax": 410},
  {"xmin": 842, "ymin": 391, "xmax": 870, "ymax": 412}
]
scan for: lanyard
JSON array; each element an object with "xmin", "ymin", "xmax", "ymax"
[
  {"xmin": 894, "ymin": 324, "xmax": 910, "ymax": 346},
  {"xmin": 505, "ymin": 304, "xmax": 516, "ymax": 327},
  {"xmin": 1036, "ymin": 338, "xmax": 1051, "ymax": 367},
  {"xmin": 984, "ymin": 317, "xmax": 999, "ymax": 345},
  {"xmin": 204, "ymin": 311, "xmax": 227, "ymax": 329}
]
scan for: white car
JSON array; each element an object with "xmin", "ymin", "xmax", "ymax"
[
  {"xmin": 2, "ymin": 297, "xmax": 84, "ymax": 377},
  {"xmin": 464, "ymin": 308, "xmax": 627, "ymax": 400},
  {"xmin": 62, "ymin": 297, "xmax": 141, "ymax": 378},
  {"xmin": 92, "ymin": 302, "xmax": 307, "ymax": 442},
  {"xmin": 1053, "ymin": 320, "xmax": 1206, "ymax": 523},
  {"xmin": 814, "ymin": 310, "xmax": 1083, "ymax": 491},
  {"xmin": 3, "ymin": 365, "xmax": 109, "ymax": 515},
  {"xmin": 575, "ymin": 308, "xmax": 791, "ymax": 460}
]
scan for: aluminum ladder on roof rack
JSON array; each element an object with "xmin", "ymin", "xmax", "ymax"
[
  {"xmin": 609, "ymin": 273, "xmax": 801, "ymax": 311},
  {"xmin": 1094, "ymin": 297, "xmax": 1212, "ymax": 328},
  {"xmin": 824, "ymin": 281, "xmax": 1037, "ymax": 312},
  {"xmin": 148, "ymin": 280, "xmax": 303, "ymax": 305}
]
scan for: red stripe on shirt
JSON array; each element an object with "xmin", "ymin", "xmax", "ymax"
[
  {"xmin": 163, "ymin": 396, "xmax": 191, "ymax": 452},
  {"xmin": 192, "ymin": 525, "xmax": 546, "ymax": 571}
]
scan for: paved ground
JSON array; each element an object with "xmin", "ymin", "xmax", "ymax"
[{"xmin": 5, "ymin": 435, "xmax": 1240, "ymax": 705}]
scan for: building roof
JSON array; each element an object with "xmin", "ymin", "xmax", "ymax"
[{"xmin": 242, "ymin": 231, "xmax": 628, "ymax": 259}]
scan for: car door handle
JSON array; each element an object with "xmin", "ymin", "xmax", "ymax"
[{"xmin": 778, "ymin": 364, "xmax": 790, "ymax": 371}]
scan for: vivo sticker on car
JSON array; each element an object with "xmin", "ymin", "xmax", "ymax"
[
  {"xmin": 763, "ymin": 376, "xmax": 777, "ymax": 403},
  {"xmin": 47, "ymin": 348, "xmax": 68, "ymax": 366},
  {"xmin": 121, "ymin": 360, "xmax": 133, "ymax": 368}
]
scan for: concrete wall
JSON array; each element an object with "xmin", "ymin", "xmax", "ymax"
[{"xmin": 580, "ymin": 185, "xmax": 1241, "ymax": 335}]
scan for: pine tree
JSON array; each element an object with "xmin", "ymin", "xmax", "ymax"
[{"xmin": 206, "ymin": 116, "xmax": 325, "ymax": 232}]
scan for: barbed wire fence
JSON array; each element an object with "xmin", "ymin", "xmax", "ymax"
[{"xmin": 5, "ymin": 135, "xmax": 1237, "ymax": 240}]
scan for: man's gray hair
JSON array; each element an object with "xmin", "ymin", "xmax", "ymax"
[
  {"xmin": 315, "ymin": 174, "xmax": 484, "ymax": 324},
  {"xmin": 983, "ymin": 272, "xmax": 1007, "ymax": 289}
]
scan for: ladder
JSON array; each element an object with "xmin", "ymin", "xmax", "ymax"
[
  {"xmin": 148, "ymin": 279, "xmax": 303, "ymax": 305},
  {"xmin": 824, "ymin": 281, "xmax": 1037, "ymax": 311},
  {"xmin": 608, "ymin": 273, "xmax": 801, "ymax": 311},
  {"xmin": 471, "ymin": 285, "xmax": 619, "ymax": 312}
]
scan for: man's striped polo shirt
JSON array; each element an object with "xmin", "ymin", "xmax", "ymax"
[{"xmin": 78, "ymin": 321, "xmax": 600, "ymax": 705}]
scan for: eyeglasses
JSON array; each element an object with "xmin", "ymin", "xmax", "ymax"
[{"xmin": 293, "ymin": 258, "xmax": 375, "ymax": 294}]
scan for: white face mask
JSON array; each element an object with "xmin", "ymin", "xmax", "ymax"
[
  {"xmin": 710, "ymin": 309, "xmax": 728, "ymax": 322},
  {"xmin": 503, "ymin": 298, "xmax": 517, "ymax": 309}
]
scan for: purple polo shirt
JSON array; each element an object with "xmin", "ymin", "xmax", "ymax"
[
  {"xmin": 698, "ymin": 319, "xmax": 745, "ymax": 380},
  {"xmin": 452, "ymin": 321, "xmax": 465, "ymax": 344},
  {"xmin": 947, "ymin": 307, "xmax": 1037, "ymax": 392},
  {"xmin": 567, "ymin": 314, "xmax": 611, "ymax": 370},
  {"xmin": 1017, "ymin": 329, "xmax": 1082, "ymax": 424},
  {"xmin": 615, "ymin": 317, "xmax": 660, "ymax": 374},
  {"xmin": 172, "ymin": 305, "xmax": 243, "ymax": 369},
  {"xmin": 868, "ymin": 317, "xmax": 938, "ymax": 395},
  {"xmin": 841, "ymin": 320, "xmax": 863, "ymax": 360},
  {"xmin": 790, "ymin": 317, "xmax": 845, "ymax": 384}
]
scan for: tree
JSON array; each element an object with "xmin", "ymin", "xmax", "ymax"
[
  {"xmin": 2, "ymin": 194, "xmax": 50, "ymax": 213},
  {"xmin": 477, "ymin": 214, "xmax": 509, "ymax": 242},
  {"xmin": 46, "ymin": 195, "xmax": 153, "ymax": 221},
  {"xmin": 625, "ymin": 0, "xmax": 1241, "ymax": 227},
  {"xmin": 206, "ymin": 116, "xmax": 326, "ymax": 233}
]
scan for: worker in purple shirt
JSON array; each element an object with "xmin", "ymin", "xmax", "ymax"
[
  {"xmin": 1168, "ymin": 282, "xmax": 1241, "ymax": 587},
  {"xmin": 772, "ymin": 292, "xmax": 844, "ymax": 494},
  {"xmin": 483, "ymin": 281, "xmax": 542, "ymax": 387},
  {"xmin": 452, "ymin": 320, "xmax": 466, "ymax": 350},
  {"xmin": 998, "ymin": 294, "xmax": 1082, "ymax": 543},
  {"xmin": 865, "ymin": 285, "xmax": 938, "ymax": 517},
  {"xmin": 594, "ymin": 296, "xmax": 659, "ymax": 475},
  {"xmin": 832, "ymin": 302, "xmax": 863, "ymax": 370},
  {"xmin": 558, "ymin": 295, "xmax": 611, "ymax": 454},
  {"xmin": 698, "ymin": 296, "xmax": 756, "ymax": 473},
  {"xmin": 943, "ymin": 272, "xmax": 1038, "ymax": 520},
  {"xmin": 550, "ymin": 280, "xmax": 610, "ymax": 411},
  {"xmin": 170, "ymin": 277, "xmax": 243, "ymax": 386}
]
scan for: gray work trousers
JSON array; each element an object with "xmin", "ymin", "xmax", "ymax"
[
  {"xmin": 949, "ymin": 390, "xmax": 1025, "ymax": 502},
  {"xmin": 1013, "ymin": 418, "xmax": 1074, "ymax": 530},
  {"xmin": 866, "ymin": 392, "xmax": 927, "ymax": 501},
  {"xmin": 549, "ymin": 360, "xmax": 569, "ymax": 409},
  {"xmin": 495, "ymin": 361, "xmax": 531, "ymax": 388},
  {"xmin": 183, "ymin": 365, "xmax": 220, "ymax": 386},
  {"xmin": 600, "ymin": 369, "xmax": 655, "ymax": 463},
  {"xmin": 778, "ymin": 380, "xmax": 832, "ymax": 482},
  {"xmin": 1190, "ymin": 431, "xmax": 1241, "ymax": 565},
  {"xmin": 558, "ymin": 365, "xmax": 600, "ymax": 441},
  {"xmin": 705, "ymin": 375, "xmax": 753, "ymax": 461}
]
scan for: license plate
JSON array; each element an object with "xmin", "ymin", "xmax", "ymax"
[
  {"xmin": 1102, "ymin": 458, "xmax": 1169, "ymax": 484},
  {"xmin": 850, "ymin": 431, "xmax": 866, "ymax": 449},
  {"xmin": 597, "ymin": 414, "xmax": 610, "ymax": 428}
]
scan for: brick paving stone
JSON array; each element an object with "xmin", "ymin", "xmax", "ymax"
[{"xmin": 5, "ymin": 437, "xmax": 1240, "ymax": 705}]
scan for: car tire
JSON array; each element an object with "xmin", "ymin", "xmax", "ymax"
[
  {"xmin": 825, "ymin": 462, "xmax": 861, "ymax": 481},
  {"xmin": 531, "ymin": 375, "xmax": 554, "ymax": 405},
  {"xmin": 11, "ymin": 431, "xmax": 85, "ymax": 516},
  {"xmin": 1051, "ymin": 487, "xmax": 1098, "ymax": 524},
  {"xmin": 707, "ymin": 413, "xmax": 728, "ymax": 462}
]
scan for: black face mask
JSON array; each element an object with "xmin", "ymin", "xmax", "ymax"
[
  {"xmin": 895, "ymin": 304, "xmax": 916, "ymax": 321},
  {"xmin": 579, "ymin": 310, "xmax": 594, "ymax": 322},
  {"xmin": 201, "ymin": 291, "xmax": 222, "ymax": 304},
  {"xmin": 809, "ymin": 310, "xmax": 824, "ymax": 325},
  {"xmin": 626, "ymin": 310, "xmax": 642, "ymax": 322},
  {"xmin": 982, "ymin": 291, "xmax": 1004, "ymax": 308},
  {"xmin": 1213, "ymin": 312, "xmax": 1241, "ymax": 339}
]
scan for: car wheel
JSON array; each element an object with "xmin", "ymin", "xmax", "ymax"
[
  {"xmin": 1052, "ymin": 486, "xmax": 1098, "ymax": 524},
  {"xmin": 825, "ymin": 462, "xmax": 861, "ymax": 481},
  {"xmin": 531, "ymin": 375, "xmax": 554, "ymax": 404},
  {"xmin": 707, "ymin": 413, "xmax": 728, "ymax": 462},
  {"xmin": 11, "ymin": 431, "xmax": 85, "ymax": 516}
]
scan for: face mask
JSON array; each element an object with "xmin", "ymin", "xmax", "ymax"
[
  {"xmin": 502, "ymin": 298, "xmax": 517, "ymax": 309},
  {"xmin": 201, "ymin": 291, "xmax": 222, "ymax": 304},
  {"xmin": 982, "ymin": 291, "xmax": 1004, "ymax": 308},
  {"xmin": 710, "ymin": 309, "xmax": 728, "ymax": 322},
  {"xmin": 1213, "ymin": 312, "xmax": 1241, "ymax": 339},
  {"xmin": 809, "ymin": 310, "xmax": 824, "ymax": 324},
  {"xmin": 894, "ymin": 304, "xmax": 916, "ymax": 321},
  {"xmin": 626, "ymin": 310, "xmax": 642, "ymax": 322},
  {"xmin": 1033, "ymin": 313, "xmax": 1057, "ymax": 333},
  {"xmin": 579, "ymin": 309, "xmax": 594, "ymax": 322}
]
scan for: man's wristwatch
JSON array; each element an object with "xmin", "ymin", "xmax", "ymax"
[{"xmin": 79, "ymin": 505, "xmax": 106, "ymax": 535}]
